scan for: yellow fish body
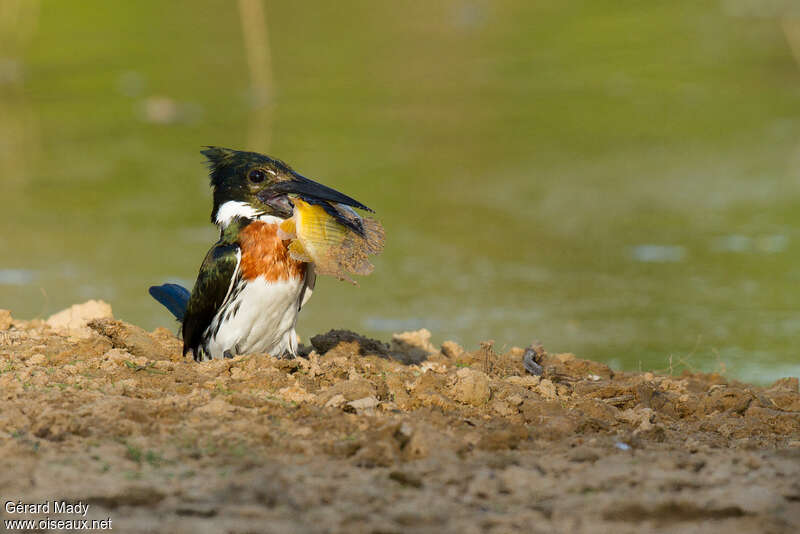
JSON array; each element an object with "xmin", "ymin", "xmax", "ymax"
[{"xmin": 279, "ymin": 198, "xmax": 385, "ymax": 283}]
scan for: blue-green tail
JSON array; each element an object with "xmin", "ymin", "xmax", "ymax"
[{"xmin": 148, "ymin": 283, "xmax": 190, "ymax": 321}]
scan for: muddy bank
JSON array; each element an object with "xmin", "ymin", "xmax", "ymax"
[{"xmin": 1, "ymin": 302, "xmax": 799, "ymax": 533}]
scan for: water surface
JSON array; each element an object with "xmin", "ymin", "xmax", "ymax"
[{"xmin": 2, "ymin": 1, "xmax": 800, "ymax": 382}]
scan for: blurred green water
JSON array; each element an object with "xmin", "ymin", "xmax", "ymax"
[{"xmin": 2, "ymin": 0, "xmax": 799, "ymax": 382}]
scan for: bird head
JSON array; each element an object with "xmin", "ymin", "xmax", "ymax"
[{"xmin": 201, "ymin": 147, "xmax": 372, "ymax": 227}]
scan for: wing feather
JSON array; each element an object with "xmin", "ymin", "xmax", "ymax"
[
  {"xmin": 182, "ymin": 242, "xmax": 241, "ymax": 357},
  {"xmin": 298, "ymin": 263, "xmax": 316, "ymax": 311}
]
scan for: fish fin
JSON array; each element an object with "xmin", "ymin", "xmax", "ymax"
[
  {"xmin": 279, "ymin": 218, "xmax": 296, "ymax": 240},
  {"xmin": 288, "ymin": 240, "xmax": 313, "ymax": 262}
]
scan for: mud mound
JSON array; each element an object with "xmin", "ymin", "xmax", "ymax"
[{"xmin": 1, "ymin": 304, "xmax": 798, "ymax": 533}]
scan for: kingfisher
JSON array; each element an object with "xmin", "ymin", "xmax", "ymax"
[{"xmin": 149, "ymin": 147, "xmax": 376, "ymax": 361}]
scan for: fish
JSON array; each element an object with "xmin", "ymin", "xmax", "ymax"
[{"xmin": 278, "ymin": 197, "xmax": 385, "ymax": 283}]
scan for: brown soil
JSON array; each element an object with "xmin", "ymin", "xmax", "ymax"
[{"xmin": 1, "ymin": 303, "xmax": 799, "ymax": 533}]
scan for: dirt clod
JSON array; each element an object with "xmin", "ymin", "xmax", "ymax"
[
  {"xmin": 0, "ymin": 309, "xmax": 12, "ymax": 330},
  {"xmin": 45, "ymin": 299, "xmax": 112, "ymax": 338},
  {"xmin": 310, "ymin": 329, "xmax": 390, "ymax": 357},
  {"xmin": 440, "ymin": 340, "xmax": 464, "ymax": 359},
  {"xmin": 449, "ymin": 367, "xmax": 491, "ymax": 406}
]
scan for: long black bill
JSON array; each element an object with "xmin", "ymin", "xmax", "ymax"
[{"xmin": 268, "ymin": 172, "xmax": 373, "ymax": 213}]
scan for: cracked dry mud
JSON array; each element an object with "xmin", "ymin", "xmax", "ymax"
[{"xmin": 1, "ymin": 303, "xmax": 799, "ymax": 533}]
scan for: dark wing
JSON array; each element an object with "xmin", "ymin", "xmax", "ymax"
[{"xmin": 181, "ymin": 242, "xmax": 240, "ymax": 358}]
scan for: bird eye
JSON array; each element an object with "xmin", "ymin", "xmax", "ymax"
[{"xmin": 248, "ymin": 169, "xmax": 267, "ymax": 183}]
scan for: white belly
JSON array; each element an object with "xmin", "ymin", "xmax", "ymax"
[{"xmin": 202, "ymin": 275, "xmax": 305, "ymax": 360}]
